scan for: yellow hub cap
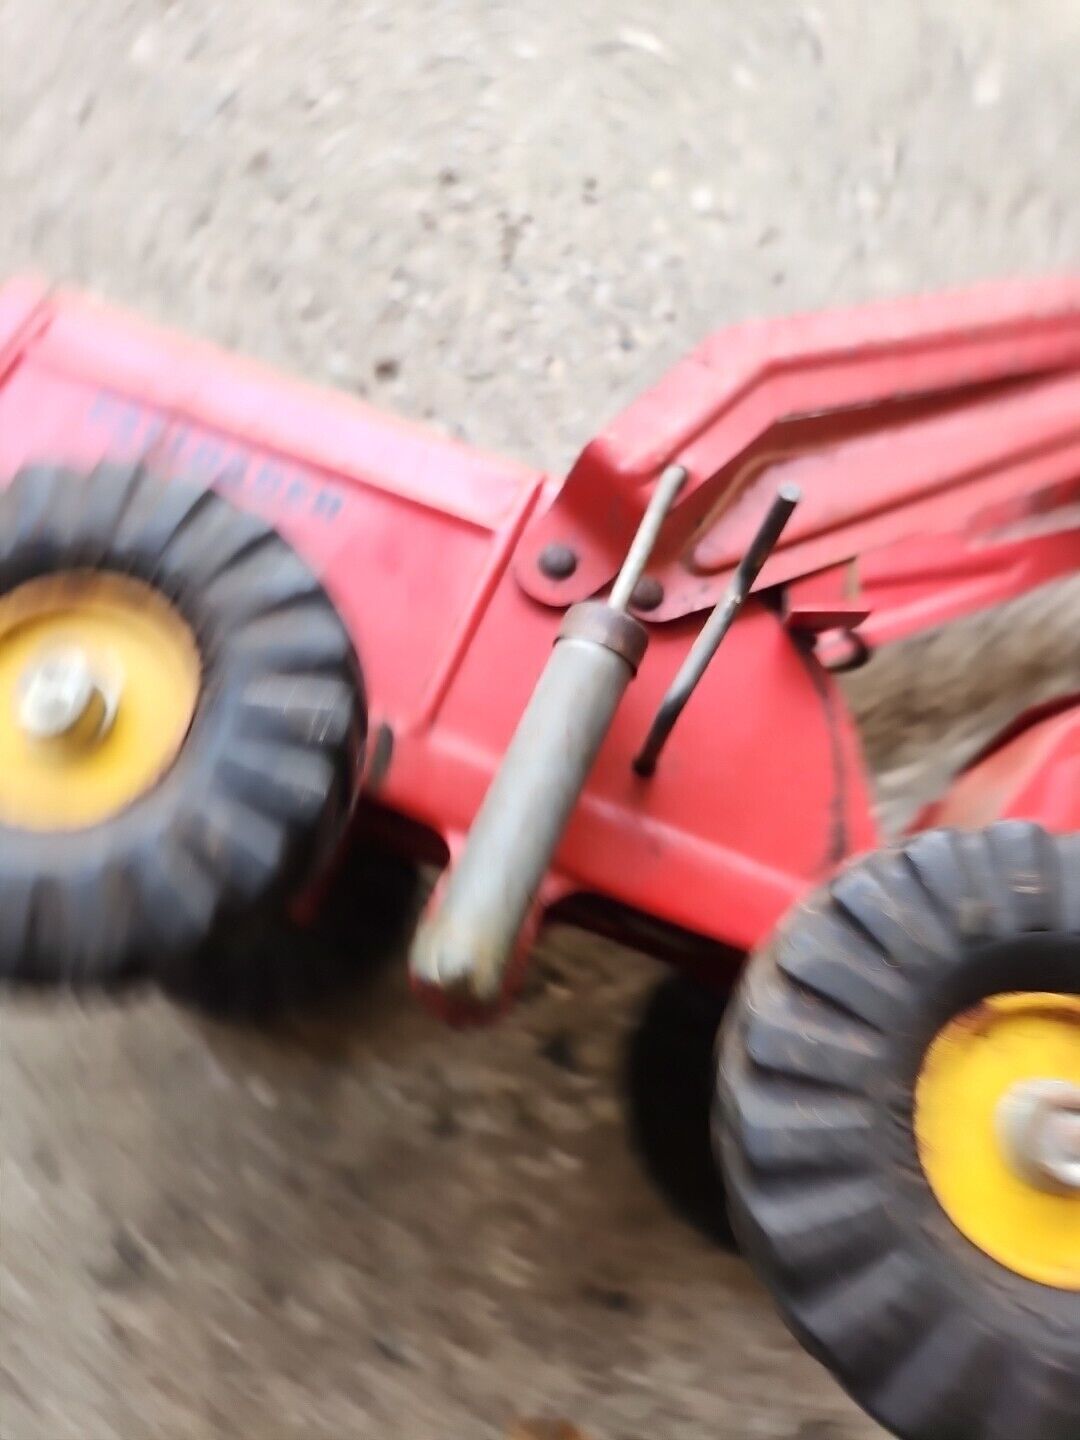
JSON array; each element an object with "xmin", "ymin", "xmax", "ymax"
[
  {"xmin": 915, "ymin": 992, "xmax": 1080, "ymax": 1290},
  {"xmin": 0, "ymin": 572, "xmax": 201, "ymax": 830}
]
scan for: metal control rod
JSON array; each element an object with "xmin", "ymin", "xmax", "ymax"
[
  {"xmin": 634, "ymin": 483, "xmax": 800, "ymax": 777},
  {"xmin": 410, "ymin": 465, "xmax": 686, "ymax": 1007},
  {"xmin": 609, "ymin": 464, "xmax": 688, "ymax": 611}
]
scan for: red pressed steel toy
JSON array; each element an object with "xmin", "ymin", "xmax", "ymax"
[
  {"xmin": 1, "ymin": 274, "xmax": 1076, "ymax": 980},
  {"xmin": 1, "ymin": 273, "xmax": 1077, "ymax": 1440}
]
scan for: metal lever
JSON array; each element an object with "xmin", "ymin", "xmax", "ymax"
[
  {"xmin": 410, "ymin": 465, "xmax": 687, "ymax": 1009},
  {"xmin": 633, "ymin": 483, "xmax": 800, "ymax": 777},
  {"xmin": 608, "ymin": 464, "xmax": 688, "ymax": 612}
]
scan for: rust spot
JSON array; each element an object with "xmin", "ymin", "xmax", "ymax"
[
  {"xmin": 944, "ymin": 995, "xmax": 1080, "ymax": 1039},
  {"xmin": 1026, "ymin": 1002, "xmax": 1080, "ymax": 1029},
  {"xmin": 948, "ymin": 1001, "xmax": 997, "ymax": 1037}
]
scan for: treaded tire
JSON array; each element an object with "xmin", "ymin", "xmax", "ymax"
[
  {"xmin": 162, "ymin": 842, "xmax": 424, "ymax": 1020},
  {"xmin": 716, "ymin": 820, "xmax": 1079, "ymax": 1440},
  {"xmin": 626, "ymin": 973, "xmax": 734, "ymax": 1245},
  {"xmin": 0, "ymin": 462, "xmax": 364, "ymax": 987}
]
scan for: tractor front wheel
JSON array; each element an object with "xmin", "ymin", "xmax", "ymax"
[
  {"xmin": 0, "ymin": 462, "xmax": 364, "ymax": 990},
  {"xmin": 716, "ymin": 820, "xmax": 1079, "ymax": 1440}
]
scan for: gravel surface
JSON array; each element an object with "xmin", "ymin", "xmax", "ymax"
[{"xmin": 2, "ymin": 2, "xmax": 1078, "ymax": 1438}]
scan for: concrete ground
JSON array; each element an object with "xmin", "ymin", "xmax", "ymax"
[{"xmin": 1, "ymin": 2, "xmax": 1079, "ymax": 1437}]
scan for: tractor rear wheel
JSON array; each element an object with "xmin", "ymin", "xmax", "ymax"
[
  {"xmin": 716, "ymin": 820, "xmax": 1079, "ymax": 1440},
  {"xmin": 0, "ymin": 462, "xmax": 364, "ymax": 989}
]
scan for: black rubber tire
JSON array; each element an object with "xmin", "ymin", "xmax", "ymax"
[
  {"xmin": 162, "ymin": 842, "xmax": 424, "ymax": 1021},
  {"xmin": 716, "ymin": 820, "xmax": 1079, "ymax": 1440},
  {"xmin": 0, "ymin": 462, "xmax": 364, "ymax": 987},
  {"xmin": 626, "ymin": 973, "xmax": 735, "ymax": 1245}
]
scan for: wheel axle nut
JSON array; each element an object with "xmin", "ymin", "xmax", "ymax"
[
  {"xmin": 18, "ymin": 648, "xmax": 115, "ymax": 746},
  {"xmin": 997, "ymin": 1078, "xmax": 1080, "ymax": 1194}
]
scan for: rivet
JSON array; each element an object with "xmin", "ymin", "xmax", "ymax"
[
  {"xmin": 538, "ymin": 543, "xmax": 578, "ymax": 581},
  {"xmin": 630, "ymin": 575, "xmax": 664, "ymax": 611}
]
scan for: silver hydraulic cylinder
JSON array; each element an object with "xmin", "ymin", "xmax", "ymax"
[
  {"xmin": 409, "ymin": 463, "xmax": 686, "ymax": 1008},
  {"xmin": 410, "ymin": 602, "xmax": 646, "ymax": 1005}
]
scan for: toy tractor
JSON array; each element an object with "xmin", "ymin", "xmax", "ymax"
[{"xmin": 0, "ymin": 273, "xmax": 1076, "ymax": 1440}]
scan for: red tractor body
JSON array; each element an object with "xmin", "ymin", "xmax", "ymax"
[{"xmin": 1, "ymin": 273, "xmax": 1077, "ymax": 1001}]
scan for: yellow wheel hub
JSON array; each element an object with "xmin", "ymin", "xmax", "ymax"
[
  {"xmin": 915, "ymin": 992, "xmax": 1080, "ymax": 1290},
  {"xmin": 0, "ymin": 572, "xmax": 201, "ymax": 831}
]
